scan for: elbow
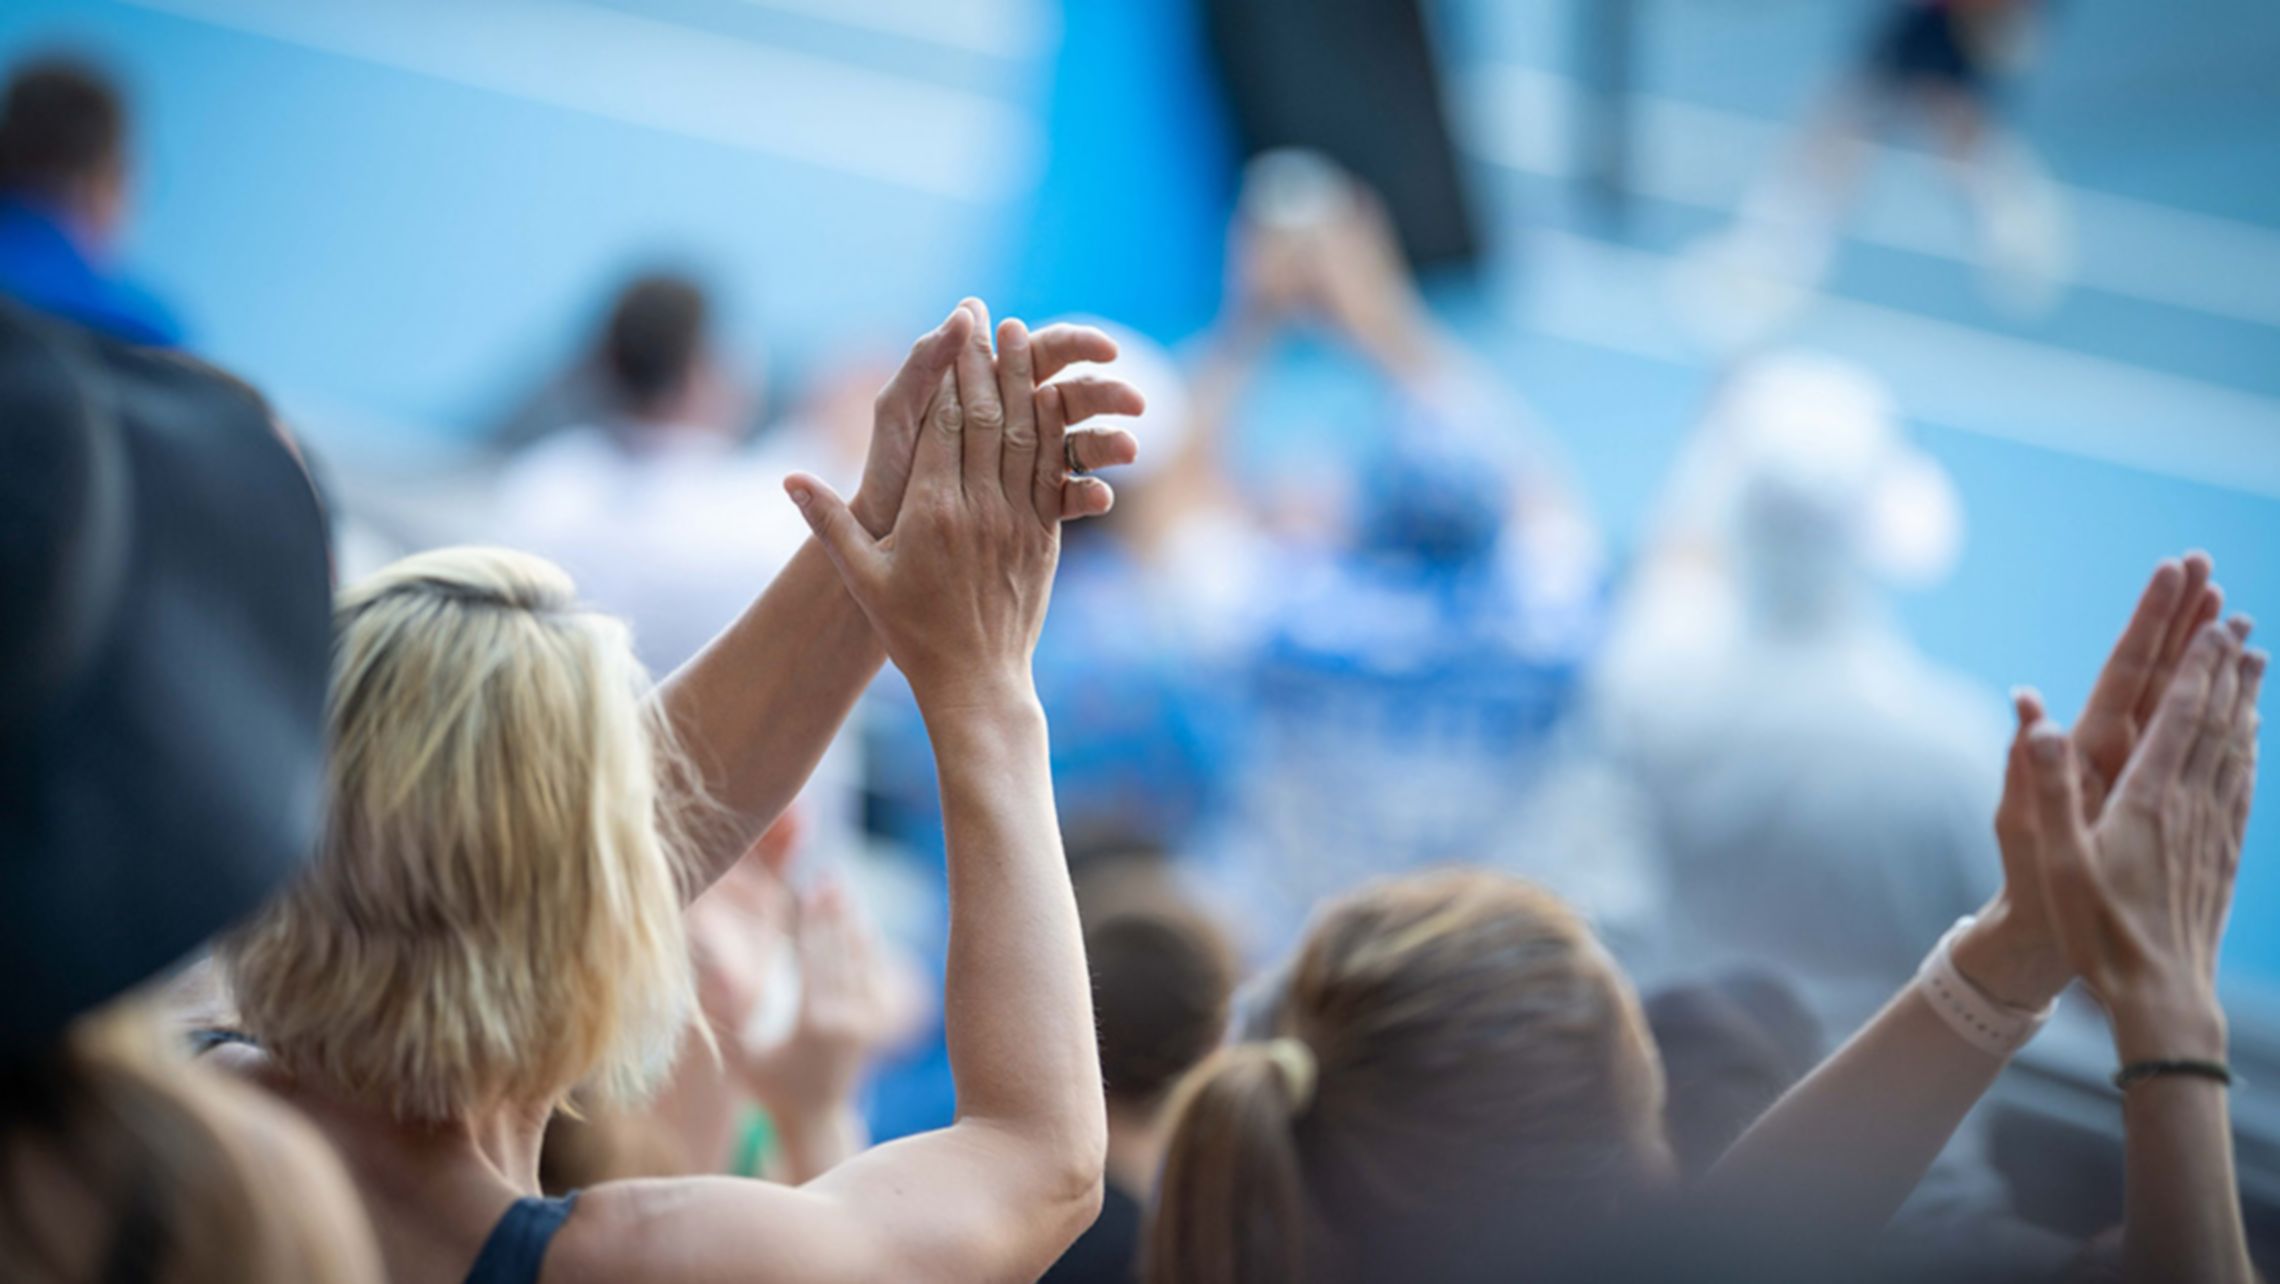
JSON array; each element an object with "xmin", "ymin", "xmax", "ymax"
[
  {"xmin": 1042, "ymin": 1115, "xmax": 1110, "ymax": 1241},
  {"xmin": 998, "ymin": 1108, "xmax": 1108, "ymax": 1248}
]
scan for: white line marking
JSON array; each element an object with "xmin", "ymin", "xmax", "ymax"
[
  {"xmin": 124, "ymin": 0, "xmax": 1038, "ymax": 202},
  {"xmin": 1522, "ymin": 226, "xmax": 2280, "ymax": 499},
  {"xmin": 1467, "ymin": 65, "xmax": 2280, "ymax": 330}
]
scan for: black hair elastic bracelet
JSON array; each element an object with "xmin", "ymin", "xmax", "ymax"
[{"xmin": 2113, "ymin": 1059, "xmax": 2235, "ymax": 1092}]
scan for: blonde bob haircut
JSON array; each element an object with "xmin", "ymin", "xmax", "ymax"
[{"xmin": 225, "ymin": 547, "xmax": 700, "ymax": 1122}]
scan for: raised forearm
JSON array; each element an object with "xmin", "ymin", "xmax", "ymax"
[
  {"xmin": 2111, "ymin": 997, "xmax": 2251, "ymax": 1284},
  {"xmin": 659, "ymin": 537, "xmax": 884, "ymax": 891},
  {"xmin": 1704, "ymin": 987, "xmax": 2008, "ymax": 1262},
  {"xmin": 928, "ymin": 697, "xmax": 1104, "ymax": 1169}
]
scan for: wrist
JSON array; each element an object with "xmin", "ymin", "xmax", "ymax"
[
  {"xmin": 2108, "ymin": 980, "xmax": 2228, "ymax": 1065},
  {"xmin": 911, "ymin": 673, "xmax": 1043, "ymax": 726},
  {"xmin": 1951, "ymin": 897, "xmax": 2072, "ymax": 1011}
]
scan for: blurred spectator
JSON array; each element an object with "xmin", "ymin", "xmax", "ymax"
[
  {"xmin": 1171, "ymin": 155, "xmax": 1609, "ymax": 949},
  {"xmin": 0, "ymin": 56, "xmax": 180, "ymax": 345},
  {"xmin": 1591, "ymin": 345, "xmax": 2077, "ymax": 1284},
  {"xmin": 1602, "ymin": 352, "xmax": 2002, "ymax": 1030},
  {"xmin": 1644, "ymin": 972, "xmax": 1822, "ymax": 1180},
  {"xmin": 0, "ymin": 299, "xmax": 375, "ymax": 1282},
  {"xmin": 1676, "ymin": 0, "xmax": 2070, "ymax": 343},
  {"xmin": 540, "ymin": 816, "xmax": 924, "ymax": 1194},
  {"xmin": 496, "ymin": 272, "xmax": 777, "ymax": 673},
  {"xmin": 1153, "ymin": 869, "xmax": 1673, "ymax": 1283},
  {"xmin": 1046, "ymin": 859, "xmax": 1239, "ymax": 1284},
  {"xmin": 496, "ymin": 272, "xmax": 869, "ymax": 869}
]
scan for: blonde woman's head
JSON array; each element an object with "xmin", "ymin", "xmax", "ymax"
[{"xmin": 225, "ymin": 547, "xmax": 698, "ymax": 1121}]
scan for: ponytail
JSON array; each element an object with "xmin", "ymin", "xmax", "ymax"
[{"xmin": 1145, "ymin": 1038, "xmax": 1317, "ymax": 1284}]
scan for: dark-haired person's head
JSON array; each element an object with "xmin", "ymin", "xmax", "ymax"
[
  {"xmin": 601, "ymin": 273, "xmax": 716, "ymax": 427},
  {"xmin": 1088, "ymin": 893, "xmax": 1237, "ymax": 1118},
  {"xmin": 1147, "ymin": 869, "xmax": 1672, "ymax": 1284},
  {"xmin": 0, "ymin": 56, "xmax": 129, "ymax": 246}
]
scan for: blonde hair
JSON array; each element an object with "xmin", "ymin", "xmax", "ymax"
[
  {"xmin": 0, "ymin": 1004, "xmax": 382, "ymax": 1284},
  {"xmin": 224, "ymin": 547, "xmax": 700, "ymax": 1121},
  {"xmin": 1148, "ymin": 869, "xmax": 1670, "ymax": 1284}
]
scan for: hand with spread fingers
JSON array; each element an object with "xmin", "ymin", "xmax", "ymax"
[
  {"xmin": 2023, "ymin": 615, "xmax": 2262, "ymax": 1047},
  {"xmin": 790, "ymin": 299, "xmax": 1142, "ymax": 710},
  {"xmin": 1958, "ymin": 555, "xmax": 2226, "ymax": 1009},
  {"xmin": 848, "ymin": 302, "xmax": 1141, "ymax": 538}
]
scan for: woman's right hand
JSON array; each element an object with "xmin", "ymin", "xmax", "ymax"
[
  {"xmin": 786, "ymin": 300, "xmax": 1139, "ymax": 713},
  {"xmin": 2024, "ymin": 617, "xmax": 2263, "ymax": 1061},
  {"xmin": 1957, "ymin": 555, "xmax": 2220, "ymax": 1010}
]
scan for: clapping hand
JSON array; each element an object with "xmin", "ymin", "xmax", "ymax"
[
  {"xmin": 789, "ymin": 300, "xmax": 1142, "ymax": 711},
  {"xmin": 2025, "ymin": 616, "xmax": 2261, "ymax": 1059},
  {"xmin": 847, "ymin": 302, "xmax": 1141, "ymax": 540},
  {"xmin": 1962, "ymin": 556, "xmax": 2228, "ymax": 1008},
  {"xmin": 732, "ymin": 880, "xmax": 915, "ymax": 1123}
]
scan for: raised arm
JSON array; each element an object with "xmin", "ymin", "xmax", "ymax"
[
  {"xmin": 584, "ymin": 304, "xmax": 1115, "ymax": 1283},
  {"xmin": 1699, "ymin": 555, "xmax": 2225, "ymax": 1264},
  {"xmin": 2029, "ymin": 617, "xmax": 2262, "ymax": 1284},
  {"xmin": 658, "ymin": 306, "xmax": 1138, "ymax": 893}
]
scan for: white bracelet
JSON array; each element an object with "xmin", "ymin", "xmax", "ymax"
[{"xmin": 1915, "ymin": 916, "xmax": 2056, "ymax": 1059}]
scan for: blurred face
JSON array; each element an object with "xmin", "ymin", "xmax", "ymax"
[{"xmin": 73, "ymin": 157, "xmax": 129, "ymax": 250}]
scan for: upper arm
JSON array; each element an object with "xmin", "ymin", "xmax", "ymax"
[{"xmin": 567, "ymin": 1124, "xmax": 1100, "ymax": 1284}]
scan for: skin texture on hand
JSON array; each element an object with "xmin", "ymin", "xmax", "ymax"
[
  {"xmin": 1958, "ymin": 554, "xmax": 2224, "ymax": 1009},
  {"xmin": 849, "ymin": 306, "xmax": 1141, "ymax": 538},
  {"xmin": 2023, "ymin": 616, "xmax": 2261, "ymax": 1042},
  {"xmin": 790, "ymin": 300, "xmax": 1141, "ymax": 712}
]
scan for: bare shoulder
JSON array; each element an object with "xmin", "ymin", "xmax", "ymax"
[{"xmin": 545, "ymin": 1175, "xmax": 870, "ymax": 1284}]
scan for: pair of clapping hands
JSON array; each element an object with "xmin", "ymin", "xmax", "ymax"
[
  {"xmin": 1962, "ymin": 553, "xmax": 2264, "ymax": 1061},
  {"xmin": 786, "ymin": 299, "xmax": 1142, "ymax": 713}
]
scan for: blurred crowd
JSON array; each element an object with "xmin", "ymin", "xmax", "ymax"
[{"xmin": 1, "ymin": 9, "xmax": 2270, "ymax": 1283}]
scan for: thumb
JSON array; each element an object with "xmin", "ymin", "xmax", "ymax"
[{"xmin": 785, "ymin": 474, "xmax": 883, "ymax": 588}]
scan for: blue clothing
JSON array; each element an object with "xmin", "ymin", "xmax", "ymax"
[
  {"xmin": 0, "ymin": 196, "xmax": 181, "ymax": 346},
  {"xmin": 465, "ymin": 1194, "xmax": 579, "ymax": 1284}
]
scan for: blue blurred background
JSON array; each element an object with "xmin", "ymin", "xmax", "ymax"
[{"xmin": 4, "ymin": 0, "xmax": 2275, "ymax": 981}]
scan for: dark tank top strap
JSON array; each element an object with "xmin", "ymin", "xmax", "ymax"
[{"xmin": 464, "ymin": 1192, "xmax": 580, "ymax": 1284}]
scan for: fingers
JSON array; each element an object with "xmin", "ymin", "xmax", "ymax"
[
  {"xmin": 2126, "ymin": 621, "xmax": 2238, "ymax": 796},
  {"xmin": 786, "ymin": 474, "xmax": 885, "ymax": 590},
  {"xmin": 910, "ymin": 362, "xmax": 964, "ymax": 499},
  {"xmin": 954, "ymin": 298, "xmax": 1005, "ymax": 495},
  {"xmin": 2220, "ymin": 646, "xmax": 2266, "ymax": 824},
  {"xmin": 1051, "ymin": 374, "xmax": 1147, "ymax": 426},
  {"xmin": 2184, "ymin": 617, "xmax": 2253, "ymax": 784},
  {"xmin": 2026, "ymin": 722, "xmax": 2103, "ymax": 950},
  {"xmin": 1029, "ymin": 323, "xmax": 1118, "ymax": 383},
  {"xmin": 996, "ymin": 318, "xmax": 1039, "ymax": 504},
  {"xmin": 1994, "ymin": 690, "xmax": 2041, "ymax": 856},
  {"xmin": 1060, "ymin": 477, "xmax": 1116, "ymax": 520},
  {"xmin": 2228, "ymin": 650, "xmax": 2266, "ymax": 842},
  {"xmin": 1030, "ymin": 381, "xmax": 1069, "ymax": 526},
  {"xmin": 2078, "ymin": 559, "xmax": 2184, "ymax": 756},
  {"xmin": 1065, "ymin": 426, "xmax": 1141, "ymax": 475},
  {"xmin": 874, "ymin": 305, "xmax": 973, "ymax": 426},
  {"xmin": 2138, "ymin": 554, "xmax": 2221, "ymax": 725}
]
